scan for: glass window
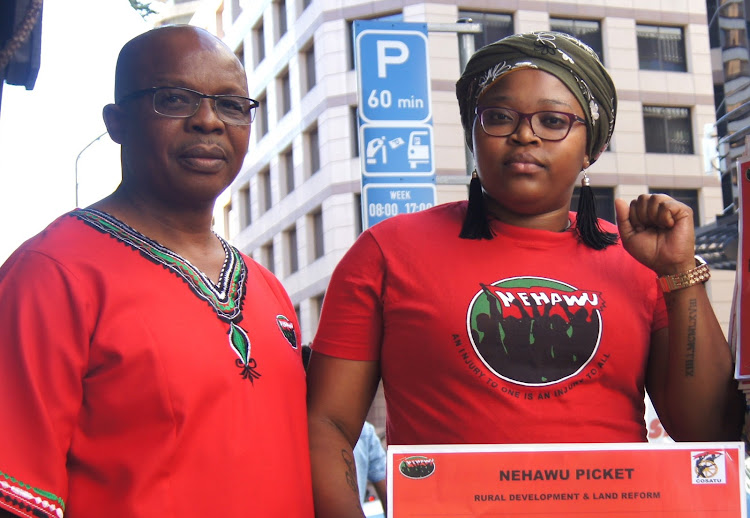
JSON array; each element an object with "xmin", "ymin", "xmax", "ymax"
[
  {"xmin": 643, "ymin": 106, "xmax": 693, "ymax": 154},
  {"xmin": 304, "ymin": 44, "xmax": 316, "ymax": 94},
  {"xmin": 256, "ymin": 92, "xmax": 268, "ymax": 140},
  {"xmin": 307, "ymin": 125, "xmax": 320, "ymax": 175},
  {"xmin": 458, "ymin": 11, "xmax": 513, "ymax": 49},
  {"xmin": 239, "ymin": 184, "xmax": 251, "ymax": 227},
  {"xmin": 276, "ymin": 0, "xmax": 287, "ymax": 40},
  {"xmin": 570, "ymin": 187, "xmax": 615, "ymax": 224},
  {"xmin": 313, "ymin": 292, "xmax": 325, "ymax": 321},
  {"xmin": 279, "ymin": 68, "xmax": 292, "ymax": 117},
  {"xmin": 235, "ymin": 43, "xmax": 245, "ymax": 68},
  {"xmin": 550, "ymin": 18, "xmax": 603, "ymax": 63},
  {"xmin": 348, "ymin": 12, "xmax": 404, "ymax": 70},
  {"xmin": 253, "ymin": 20, "xmax": 265, "ymax": 66},
  {"xmin": 283, "ymin": 148, "xmax": 294, "ymax": 195},
  {"xmin": 354, "ymin": 193, "xmax": 363, "ymax": 236},
  {"xmin": 648, "ymin": 188, "xmax": 700, "ymax": 226},
  {"xmin": 312, "ymin": 209, "xmax": 324, "ymax": 259},
  {"xmin": 231, "ymin": 0, "xmax": 241, "ymax": 22},
  {"xmin": 350, "ymin": 105, "xmax": 359, "ymax": 157},
  {"xmin": 223, "ymin": 201, "xmax": 232, "ymax": 239},
  {"xmin": 259, "ymin": 168, "xmax": 272, "ymax": 212},
  {"xmin": 636, "ymin": 25, "xmax": 687, "ymax": 72},
  {"xmin": 262, "ymin": 241, "xmax": 275, "ymax": 274},
  {"xmin": 285, "ymin": 226, "xmax": 299, "ymax": 274}
]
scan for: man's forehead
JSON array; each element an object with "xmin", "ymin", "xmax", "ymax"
[{"xmin": 115, "ymin": 26, "xmax": 246, "ymax": 99}]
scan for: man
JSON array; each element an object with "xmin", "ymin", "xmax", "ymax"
[
  {"xmin": 0, "ymin": 26, "xmax": 313, "ymax": 517},
  {"xmin": 353, "ymin": 421, "xmax": 387, "ymax": 510}
]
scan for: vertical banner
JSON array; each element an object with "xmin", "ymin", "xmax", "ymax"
[
  {"xmin": 354, "ymin": 20, "xmax": 436, "ymax": 230},
  {"xmin": 388, "ymin": 443, "xmax": 746, "ymax": 518}
]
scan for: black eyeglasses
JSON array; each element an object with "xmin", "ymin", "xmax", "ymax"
[
  {"xmin": 118, "ymin": 86, "xmax": 260, "ymax": 126},
  {"xmin": 475, "ymin": 106, "xmax": 585, "ymax": 141}
]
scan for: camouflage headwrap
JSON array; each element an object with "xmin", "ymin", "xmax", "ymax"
[{"xmin": 456, "ymin": 31, "xmax": 617, "ymax": 164}]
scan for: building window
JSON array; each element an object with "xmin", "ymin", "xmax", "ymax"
[
  {"xmin": 354, "ymin": 193, "xmax": 363, "ymax": 236},
  {"xmin": 311, "ymin": 208, "xmax": 324, "ymax": 259},
  {"xmin": 262, "ymin": 241, "xmax": 275, "ymax": 274},
  {"xmin": 348, "ymin": 12, "xmax": 404, "ymax": 70},
  {"xmin": 306, "ymin": 125, "xmax": 320, "ymax": 175},
  {"xmin": 276, "ymin": 0, "xmax": 287, "ymax": 40},
  {"xmin": 230, "ymin": 0, "xmax": 241, "ymax": 21},
  {"xmin": 256, "ymin": 92, "xmax": 268, "ymax": 140},
  {"xmin": 253, "ymin": 20, "xmax": 265, "ymax": 66},
  {"xmin": 301, "ymin": 0, "xmax": 312, "ymax": 11},
  {"xmin": 643, "ymin": 106, "xmax": 693, "ymax": 154},
  {"xmin": 636, "ymin": 25, "xmax": 687, "ymax": 72},
  {"xmin": 303, "ymin": 43, "xmax": 316, "ymax": 94},
  {"xmin": 258, "ymin": 168, "xmax": 272, "ymax": 213},
  {"xmin": 239, "ymin": 184, "xmax": 251, "ymax": 227},
  {"xmin": 283, "ymin": 147, "xmax": 294, "ymax": 195},
  {"xmin": 279, "ymin": 68, "xmax": 292, "ymax": 117},
  {"xmin": 313, "ymin": 292, "xmax": 325, "ymax": 322},
  {"xmin": 648, "ymin": 188, "xmax": 700, "ymax": 226},
  {"xmin": 223, "ymin": 200, "xmax": 232, "ymax": 238},
  {"xmin": 549, "ymin": 18, "xmax": 603, "ymax": 63},
  {"xmin": 350, "ymin": 105, "xmax": 359, "ymax": 157},
  {"xmin": 570, "ymin": 187, "xmax": 615, "ymax": 224},
  {"xmin": 285, "ymin": 225, "xmax": 299, "ymax": 274},
  {"xmin": 235, "ymin": 43, "xmax": 245, "ymax": 67},
  {"xmin": 458, "ymin": 11, "xmax": 513, "ymax": 50}
]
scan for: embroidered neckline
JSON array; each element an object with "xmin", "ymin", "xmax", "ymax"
[
  {"xmin": 72, "ymin": 208, "xmax": 247, "ymax": 322},
  {"xmin": 72, "ymin": 208, "xmax": 261, "ymax": 383}
]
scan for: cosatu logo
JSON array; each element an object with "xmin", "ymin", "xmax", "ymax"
[
  {"xmin": 692, "ymin": 450, "xmax": 726, "ymax": 484},
  {"xmin": 467, "ymin": 276, "xmax": 603, "ymax": 386}
]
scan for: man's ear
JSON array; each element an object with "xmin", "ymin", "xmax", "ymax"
[{"xmin": 103, "ymin": 103, "xmax": 126, "ymax": 144}]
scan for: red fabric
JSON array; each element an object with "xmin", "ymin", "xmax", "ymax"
[
  {"xmin": 0, "ymin": 212, "xmax": 313, "ymax": 518},
  {"xmin": 314, "ymin": 201, "xmax": 667, "ymax": 446}
]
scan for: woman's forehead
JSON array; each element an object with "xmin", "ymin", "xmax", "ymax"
[{"xmin": 478, "ymin": 69, "xmax": 581, "ymax": 110}]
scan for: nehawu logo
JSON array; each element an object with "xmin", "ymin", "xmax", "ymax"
[
  {"xmin": 399, "ymin": 456, "xmax": 435, "ymax": 479},
  {"xmin": 467, "ymin": 276, "xmax": 603, "ymax": 385},
  {"xmin": 276, "ymin": 315, "xmax": 298, "ymax": 349}
]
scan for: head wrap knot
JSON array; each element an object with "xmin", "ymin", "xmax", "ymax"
[{"xmin": 456, "ymin": 31, "xmax": 617, "ymax": 164}]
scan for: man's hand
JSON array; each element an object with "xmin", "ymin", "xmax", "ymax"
[{"xmin": 614, "ymin": 194, "xmax": 696, "ymax": 276}]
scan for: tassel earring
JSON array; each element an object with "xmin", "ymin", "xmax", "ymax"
[
  {"xmin": 460, "ymin": 170, "xmax": 493, "ymax": 239},
  {"xmin": 575, "ymin": 169, "xmax": 618, "ymax": 250}
]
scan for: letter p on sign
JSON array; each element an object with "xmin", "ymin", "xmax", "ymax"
[{"xmin": 376, "ymin": 40, "xmax": 409, "ymax": 78}]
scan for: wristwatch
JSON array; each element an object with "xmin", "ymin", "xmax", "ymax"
[{"xmin": 657, "ymin": 256, "xmax": 710, "ymax": 293}]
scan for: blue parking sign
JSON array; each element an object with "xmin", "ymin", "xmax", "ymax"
[
  {"xmin": 363, "ymin": 184, "xmax": 436, "ymax": 228},
  {"xmin": 355, "ymin": 22, "xmax": 431, "ymax": 123},
  {"xmin": 360, "ymin": 125, "xmax": 433, "ymax": 176}
]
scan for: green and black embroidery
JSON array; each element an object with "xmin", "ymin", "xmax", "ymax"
[{"xmin": 73, "ymin": 208, "xmax": 261, "ymax": 383}]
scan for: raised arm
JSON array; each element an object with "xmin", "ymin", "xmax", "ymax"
[
  {"xmin": 615, "ymin": 195, "xmax": 744, "ymax": 440},
  {"xmin": 307, "ymin": 352, "xmax": 382, "ymax": 518}
]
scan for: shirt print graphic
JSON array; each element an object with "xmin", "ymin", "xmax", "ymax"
[{"xmin": 467, "ymin": 276, "xmax": 604, "ymax": 386}]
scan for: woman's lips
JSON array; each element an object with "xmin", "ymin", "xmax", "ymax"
[{"xmin": 504, "ymin": 154, "xmax": 544, "ymax": 173}]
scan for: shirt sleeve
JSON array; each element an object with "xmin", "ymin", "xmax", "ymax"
[
  {"xmin": 0, "ymin": 249, "xmax": 93, "ymax": 518},
  {"xmin": 312, "ymin": 230, "xmax": 385, "ymax": 361}
]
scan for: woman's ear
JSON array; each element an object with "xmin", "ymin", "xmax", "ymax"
[
  {"xmin": 102, "ymin": 104, "xmax": 126, "ymax": 144},
  {"xmin": 582, "ymin": 156, "xmax": 590, "ymax": 170}
]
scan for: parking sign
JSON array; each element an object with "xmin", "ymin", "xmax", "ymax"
[
  {"xmin": 356, "ymin": 27, "xmax": 431, "ymax": 123},
  {"xmin": 354, "ymin": 20, "xmax": 436, "ymax": 229}
]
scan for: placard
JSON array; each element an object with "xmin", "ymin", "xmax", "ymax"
[{"xmin": 388, "ymin": 442, "xmax": 745, "ymax": 517}]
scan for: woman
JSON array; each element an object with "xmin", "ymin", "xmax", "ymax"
[{"xmin": 306, "ymin": 31, "xmax": 743, "ymax": 517}]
